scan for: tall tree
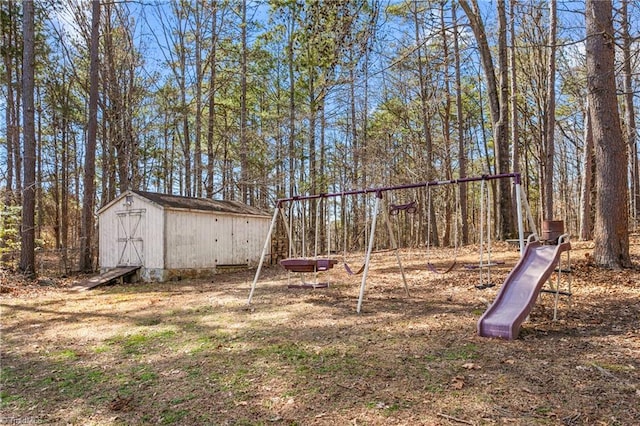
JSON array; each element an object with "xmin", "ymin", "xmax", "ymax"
[
  {"xmin": 19, "ymin": 0, "xmax": 35, "ymax": 277},
  {"xmin": 411, "ymin": 0, "xmax": 437, "ymax": 246},
  {"xmin": 459, "ymin": 0, "xmax": 513, "ymax": 239},
  {"xmin": 240, "ymin": 0, "xmax": 249, "ymax": 203},
  {"xmin": 452, "ymin": 3, "xmax": 468, "ymax": 244},
  {"xmin": 585, "ymin": 0, "xmax": 631, "ymax": 268},
  {"xmin": 192, "ymin": 0, "xmax": 204, "ymax": 198},
  {"xmin": 285, "ymin": 1, "xmax": 297, "ymax": 198},
  {"xmin": 154, "ymin": 1, "xmax": 193, "ymax": 196},
  {"xmin": 80, "ymin": 0, "xmax": 100, "ymax": 272},
  {"xmin": 579, "ymin": 100, "xmax": 594, "ymax": 241},
  {"xmin": 439, "ymin": 0, "xmax": 453, "ymax": 246},
  {"xmin": 508, "ymin": 0, "xmax": 520, "ymax": 225},
  {"xmin": 2, "ymin": 0, "xmax": 20, "ymax": 207},
  {"xmin": 542, "ymin": 0, "xmax": 557, "ymax": 221},
  {"xmin": 177, "ymin": 3, "xmax": 192, "ymax": 197},
  {"xmin": 102, "ymin": 2, "xmax": 139, "ymax": 195},
  {"xmin": 620, "ymin": 0, "xmax": 638, "ymax": 225},
  {"xmin": 205, "ymin": 0, "xmax": 223, "ymax": 198},
  {"xmin": 508, "ymin": 0, "xmax": 519, "ymax": 177}
]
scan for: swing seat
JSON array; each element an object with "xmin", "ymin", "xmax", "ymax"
[
  {"xmin": 280, "ymin": 258, "xmax": 338, "ymax": 273},
  {"xmin": 344, "ymin": 262, "xmax": 366, "ymax": 276},
  {"xmin": 427, "ymin": 261, "xmax": 457, "ymax": 274}
]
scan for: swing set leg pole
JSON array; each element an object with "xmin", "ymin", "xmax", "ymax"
[
  {"xmin": 248, "ymin": 206, "xmax": 280, "ymax": 305},
  {"xmin": 357, "ymin": 194, "xmax": 380, "ymax": 314}
]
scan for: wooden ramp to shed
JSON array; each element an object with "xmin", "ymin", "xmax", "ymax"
[{"xmin": 71, "ymin": 266, "xmax": 141, "ymax": 291}]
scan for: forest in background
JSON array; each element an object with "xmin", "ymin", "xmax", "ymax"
[{"xmin": 1, "ymin": 0, "xmax": 639, "ymax": 274}]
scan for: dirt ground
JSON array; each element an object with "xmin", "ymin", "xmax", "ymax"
[{"xmin": 1, "ymin": 239, "xmax": 639, "ymax": 425}]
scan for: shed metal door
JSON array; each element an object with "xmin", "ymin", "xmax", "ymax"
[{"xmin": 116, "ymin": 209, "xmax": 145, "ymax": 266}]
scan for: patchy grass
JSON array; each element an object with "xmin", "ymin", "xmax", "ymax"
[{"xmin": 1, "ymin": 240, "xmax": 639, "ymax": 425}]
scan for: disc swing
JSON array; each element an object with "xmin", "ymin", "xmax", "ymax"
[
  {"xmin": 425, "ymin": 183, "xmax": 460, "ymax": 274},
  {"xmin": 279, "ymin": 196, "xmax": 337, "ymax": 288}
]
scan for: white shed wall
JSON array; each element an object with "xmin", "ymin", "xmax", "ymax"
[
  {"xmin": 164, "ymin": 209, "xmax": 214, "ymax": 269},
  {"xmin": 164, "ymin": 210, "xmax": 269, "ymax": 269},
  {"xmin": 231, "ymin": 215, "xmax": 270, "ymax": 265},
  {"xmin": 140, "ymin": 201, "xmax": 164, "ymax": 269},
  {"xmin": 98, "ymin": 194, "xmax": 164, "ymax": 271}
]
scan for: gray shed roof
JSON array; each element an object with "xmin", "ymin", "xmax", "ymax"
[{"xmin": 130, "ymin": 190, "xmax": 270, "ymax": 217}]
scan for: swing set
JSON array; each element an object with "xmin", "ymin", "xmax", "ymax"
[{"xmin": 247, "ymin": 173, "xmax": 528, "ymax": 313}]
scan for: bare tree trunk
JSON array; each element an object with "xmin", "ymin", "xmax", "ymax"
[
  {"xmin": 100, "ymin": 43, "xmax": 116, "ymax": 203},
  {"xmin": 52, "ymin": 118, "xmax": 61, "ymax": 249},
  {"xmin": 412, "ymin": 1, "xmax": 437, "ymax": 246},
  {"xmin": 496, "ymin": 0, "xmax": 512, "ymax": 239},
  {"xmin": 3, "ymin": 79, "xmax": 14, "ymax": 203},
  {"xmin": 240, "ymin": 0, "xmax": 249, "ymax": 203},
  {"xmin": 61, "ymin": 120, "xmax": 69, "ymax": 268},
  {"xmin": 36, "ymin": 87, "xmax": 42, "ymax": 241},
  {"xmin": 2, "ymin": 0, "xmax": 18, "ymax": 207},
  {"xmin": 181, "ymin": 87, "xmax": 191, "ymax": 197},
  {"xmin": 318, "ymin": 94, "xmax": 327, "ymax": 253},
  {"xmin": 509, "ymin": 0, "xmax": 520, "ymax": 230},
  {"xmin": 80, "ymin": 0, "xmax": 100, "ymax": 272},
  {"xmin": 349, "ymin": 49, "xmax": 361, "ymax": 249},
  {"xmin": 205, "ymin": 1, "xmax": 219, "ymax": 198},
  {"xmin": 579, "ymin": 101, "xmax": 594, "ymax": 241},
  {"xmin": 174, "ymin": 4, "xmax": 191, "ymax": 197},
  {"xmin": 287, "ymin": 4, "xmax": 296, "ymax": 198},
  {"xmin": 20, "ymin": 0, "xmax": 36, "ymax": 277},
  {"xmin": 193, "ymin": 0, "xmax": 203, "ymax": 198},
  {"xmin": 543, "ymin": 0, "xmax": 557, "ymax": 221},
  {"xmin": 621, "ymin": 0, "xmax": 638, "ymax": 228},
  {"xmin": 12, "ymin": 4, "xmax": 23, "ymax": 207},
  {"xmin": 103, "ymin": 2, "xmax": 133, "ymax": 194},
  {"xmin": 440, "ymin": 2, "xmax": 452, "ymax": 247},
  {"xmin": 452, "ymin": 3, "xmax": 468, "ymax": 244},
  {"xmin": 586, "ymin": 0, "xmax": 631, "ymax": 268},
  {"xmin": 7, "ymin": 1, "xmax": 23, "ymax": 207},
  {"xmin": 308, "ymin": 63, "xmax": 317, "ymax": 243},
  {"xmin": 222, "ymin": 112, "xmax": 231, "ymax": 199}
]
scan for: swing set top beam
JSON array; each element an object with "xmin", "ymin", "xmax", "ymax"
[{"xmin": 276, "ymin": 173, "xmax": 522, "ymax": 206}]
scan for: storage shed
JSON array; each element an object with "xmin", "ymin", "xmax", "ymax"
[{"xmin": 98, "ymin": 190, "xmax": 271, "ymax": 282}]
